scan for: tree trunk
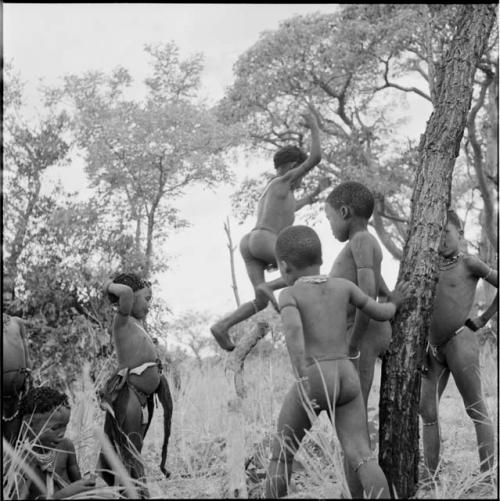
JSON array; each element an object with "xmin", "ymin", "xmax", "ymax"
[
  {"xmin": 224, "ymin": 217, "xmax": 241, "ymax": 307},
  {"xmin": 225, "ymin": 321, "xmax": 269, "ymax": 498},
  {"xmin": 378, "ymin": 5, "xmax": 496, "ymax": 498}
]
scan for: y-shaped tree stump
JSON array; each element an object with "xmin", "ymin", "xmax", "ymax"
[{"xmin": 225, "ymin": 321, "xmax": 270, "ymax": 498}]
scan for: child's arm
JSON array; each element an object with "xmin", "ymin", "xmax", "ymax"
[
  {"xmin": 348, "ymin": 233, "xmax": 378, "ymax": 355},
  {"xmin": 105, "ymin": 279, "xmax": 134, "ymax": 317},
  {"xmin": 349, "ymin": 281, "xmax": 408, "ymax": 322},
  {"xmin": 294, "ymin": 177, "xmax": 331, "ymax": 212},
  {"xmin": 464, "ymin": 258, "xmax": 498, "ymax": 330},
  {"xmin": 279, "ymin": 289, "xmax": 308, "ymax": 382},
  {"xmin": 281, "ymin": 110, "xmax": 321, "ymax": 186},
  {"xmin": 17, "ymin": 318, "xmax": 32, "ymax": 370}
]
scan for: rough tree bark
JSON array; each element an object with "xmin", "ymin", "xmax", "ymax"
[
  {"xmin": 225, "ymin": 321, "xmax": 269, "ymax": 498},
  {"xmin": 378, "ymin": 5, "xmax": 496, "ymax": 499}
]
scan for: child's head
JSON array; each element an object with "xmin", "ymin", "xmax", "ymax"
[
  {"xmin": 325, "ymin": 181, "xmax": 374, "ymax": 242},
  {"xmin": 275, "ymin": 225, "xmax": 322, "ymax": 284},
  {"xmin": 273, "ymin": 145, "xmax": 307, "ymax": 174},
  {"xmin": 439, "ymin": 210, "xmax": 463, "ymax": 257},
  {"xmin": 20, "ymin": 387, "xmax": 71, "ymax": 449},
  {"xmin": 109, "ymin": 273, "xmax": 152, "ymax": 319},
  {"xmin": 2, "ymin": 272, "xmax": 15, "ymax": 310}
]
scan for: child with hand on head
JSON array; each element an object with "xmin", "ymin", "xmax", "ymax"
[
  {"xmin": 12, "ymin": 386, "xmax": 96, "ymax": 500},
  {"xmin": 264, "ymin": 225, "xmax": 409, "ymax": 499},
  {"xmin": 419, "ymin": 210, "xmax": 497, "ymax": 479},
  {"xmin": 325, "ymin": 181, "xmax": 391, "ymax": 415},
  {"xmin": 98, "ymin": 273, "xmax": 171, "ymax": 498},
  {"xmin": 210, "ymin": 108, "xmax": 327, "ymax": 351}
]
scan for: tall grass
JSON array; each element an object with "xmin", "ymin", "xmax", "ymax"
[{"xmin": 5, "ymin": 343, "xmax": 495, "ymax": 499}]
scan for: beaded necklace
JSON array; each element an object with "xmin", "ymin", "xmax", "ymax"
[
  {"xmin": 296, "ymin": 274, "xmax": 329, "ymax": 284},
  {"xmin": 439, "ymin": 252, "xmax": 463, "ymax": 271}
]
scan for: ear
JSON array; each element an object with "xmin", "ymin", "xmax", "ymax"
[
  {"xmin": 279, "ymin": 259, "xmax": 292, "ymax": 274},
  {"xmin": 340, "ymin": 205, "xmax": 351, "ymax": 219}
]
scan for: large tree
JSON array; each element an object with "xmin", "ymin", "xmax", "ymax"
[
  {"xmin": 378, "ymin": 5, "xmax": 496, "ymax": 497},
  {"xmin": 49, "ymin": 42, "xmax": 243, "ymax": 276}
]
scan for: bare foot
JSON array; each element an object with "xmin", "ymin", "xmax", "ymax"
[
  {"xmin": 255, "ymin": 283, "xmax": 279, "ymax": 312},
  {"xmin": 210, "ymin": 323, "xmax": 235, "ymax": 351}
]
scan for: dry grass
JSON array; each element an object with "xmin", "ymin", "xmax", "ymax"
[{"xmin": 5, "ymin": 344, "xmax": 496, "ymax": 499}]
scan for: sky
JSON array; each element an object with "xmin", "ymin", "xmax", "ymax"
[{"xmin": 3, "ymin": 4, "xmax": 433, "ymax": 327}]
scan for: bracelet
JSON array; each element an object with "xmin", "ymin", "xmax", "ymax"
[
  {"xmin": 349, "ymin": 351, "xmax": 361, "ymax": 360},
  {"xmin": 296, "ymin": 376, "xmax": 309, "ymax": 383}
]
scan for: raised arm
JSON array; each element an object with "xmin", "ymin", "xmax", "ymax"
[
  {"xmin": 282, "ymin": 110, "xmax": 321, "ymax": 186},
  {"xmin": 105, "ymin": 279, "xmax": 134, "ymax": 317}
]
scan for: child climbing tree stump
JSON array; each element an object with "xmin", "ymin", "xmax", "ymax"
[{"xmin": 225, "ymin": 321, "xmax": 270, "ymax": 498}]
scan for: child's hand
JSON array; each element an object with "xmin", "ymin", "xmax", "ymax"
[
  {"xmin": 299, "ymin": 110, "xmax": 318, "ymax": 130},
  {"xmin": 389, "ymin": 281, "xmax": 411, "ymax": 309},
  {"xmin": 104, "ymin": 278, "xmax": 119, "ymax": 304}
]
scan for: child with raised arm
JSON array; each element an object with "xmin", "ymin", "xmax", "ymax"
[
  {"xmin": 3, "ymin": 272, "xmax": 32, "ymax": 445},
  {"xmin": 12, "ymin": 386, "xmax": 97, "ymax": 500},
  {"xmin": 210, "ymin": 109, "xmax": 324, "ymax": 351},
  {"xmin": 97, "ymin": 273, "xmax": 164, "ymax": 498},
  {"xmin": 419, "ymin": 210, "xmax": 497, "ymax": 478},
  {"xmin": 325, "ymin": 182, "xmax": 391, "ymax": 414},
  {"xmin": 264, "ymin": 225, "xmax": 408, "ymax": 499}
]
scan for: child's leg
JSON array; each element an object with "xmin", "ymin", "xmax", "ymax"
[
  {"xmin": 264, "ymin": 383, "xmax": 314, "ymax": 498},
  {"xmin": 117, "ymin": 390, "xmax": 149, "ymax": 498},
  {"xmin": 335, "ymin": 391, "xmax": 390, "ymax": 499},
  {"xmin": 210, "ymin": 232, "xmax": 280, "ymax": 350},
  {"xmin": 419, "ymin": 348, "xmax": 450, "ymax": 477},
  {"xmin": 446, "ymin": 330, "xmax": 495, "ymax": 473}
]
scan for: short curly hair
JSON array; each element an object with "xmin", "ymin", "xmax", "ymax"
[
  {"xmin": 273, "ymin": 145, "xmax": 307, "ymax": 170},
  {"xmin": 275, "ymin": 225, "xmax": 322, "ymax": 269},
  {"xmin": 108, "ymin": 273, "xmax": 151, "ymax": 304},
  {"xmin": 19, "ymin": 386, "xmax": 70, "ymax": 418},
  {"xmin": 326, "ymin": 181, "xmax": 375, "ymax": 219}
]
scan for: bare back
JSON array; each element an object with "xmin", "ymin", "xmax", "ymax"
[
  {"xmin": 329, "ymin": 231, "xmax": 384, "ymax": 326},
  {"xmin": 3, "ymin": 315, "xmax": 29, "ymax": 393},
  {"xmin": 255, "ymin": 177, "xmax": 296, "ymax": 233},
  {"xmin": 430, "ymin": 254, "xmax": 480, "ymax": 344},
  {"xmin": 285, "ymin": 278, "xmax": 355, "ymax": 365}
]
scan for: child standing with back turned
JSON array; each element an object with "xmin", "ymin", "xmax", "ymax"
[
  {"xmin": 264, "ymin": 225, "xmax": 409, "ymax": 499},
  {"xmin": 210, "ymin": 108, "xmax": 324, "ymax": 351}
]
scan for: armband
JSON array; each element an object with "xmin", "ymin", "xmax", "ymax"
[{"xmin": 464, "ymin": 318, "xmax": 479, "ymax": 332}]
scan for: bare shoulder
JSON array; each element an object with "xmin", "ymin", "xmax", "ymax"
[
  {"xmin": 278, "ymin": 287, "xmax": 294, "ymax": 305},
  {"xmin": 349, "ymin": 231, "xmax": 381, "ymax": 266},
  {"xmin": 58, "ymin": 437, "xmax": 76, "ymax": 453},
  {"xmin": 350, "ymin": 230, "xmax": 379, "ymax": 249},
  {"xmin": 462, "ymin": 253, "xmax": 489, "ymax": 275}
]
